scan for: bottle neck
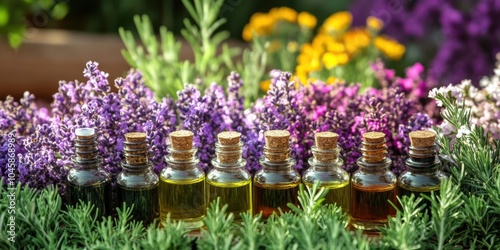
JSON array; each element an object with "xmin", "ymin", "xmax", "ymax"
[
  {"xmin": 71, "ymin": 157, "xmax": 100, "ymax": 170},
  {"xmin": 165, "ymin": 155, "xmax": 200, "ymax": 170},
  {"xmin": 309, "ymin": 145, "xmax": 343, "ymax": 170},
  {"xmin": 356, "ymin": 157, "xmax": 392, "ymax": 173},
  {"xmin": 214, "ymin": 141, "xmax": 244, "ymax": 165},
  {"xmin": 259, "ymin": 157, "xmax": 295, "ymax": 172},
  {"xmin": 121, "ymin": 161, "xmax": 153, "ymax": 173}
]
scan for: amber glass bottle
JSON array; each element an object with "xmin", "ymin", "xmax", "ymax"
[
  {"xmin": 159, "ymin": 130, "xmax": 206, "ymax": 229},
  {"xmin": 399, "ymin": 131, "xmax": 447, "ymax": 209},
  {"xmin": 302, "ymin": 132, "xmax": 350, "ymax": 214},
  {"xmin": 351, "ymin": 132, "xmax": 397, "ymax": 231},
  {"xmin": 116, "ymin": 132, "xmax": 159, "ymax": 226},
  {"xmin": 207, "ymin": 131, "xmax": 252, "ymax": 220},
  {"xmin": 66, "ymin": 128, "xmax": 111, "ymax": 218},
  {"xmin": 253, "ymin": 130, "xmax": 300, "ymax": 219}
]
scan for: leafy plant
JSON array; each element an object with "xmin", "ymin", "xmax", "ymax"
[
  {"xmin": 119, "ymin": 0, "xmax": 266, "ymax": 103},
  {"xmin": 0, "ymin": 0, "xmax": 68, "ymax": 48}
]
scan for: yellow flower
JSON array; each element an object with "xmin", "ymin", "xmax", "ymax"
[
  {"xmin": 326, "ymin": 41, "xmax": 345, "ymax": 53},
  {"xmin": 322, "ymin": 11, "xmax": 352, "ymax": 34},
  {"xmin": 366, "ymin": 16, "xmax": 383, "ymax": 32},
  {"xmin": 270, "ymin": 7, "xmax": 298, "ymax": 23},
  {"xmin": 342, "ymin": 28, "xmax": 370, "ymax": 55},
  {"xmin": 260, "ymin": 79, "xmax": 271, "ymax": 92},
  {"xmin": 297, "ymin": 12, "xmax": 317, "ymax": 29},
  {"xmin": 374, "ymin": 35, "xmax": 406, "ymax": 60},
  {"xmin": 248, "ymin": 12, "xmax": 275, "ymax": 36},
  {"xmin": 326, "ymin": 76, "xmax": 343, "ymax": 84},
  {"xmin": 322, "ymin": 52, "xmax": 349, "ymax": 69},
  {"xmin": 242, "ymin": 24, "xmax": 253, "ymax": 41}
]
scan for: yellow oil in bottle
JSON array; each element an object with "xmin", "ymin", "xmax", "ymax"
[
  {"xmin": 305, "ymin": 181, "xmax": 350, "ymax": 213},
  {"xmin": 159, "ymin": 175, "xmax": 205, "ymax": 228},
  {"xmin": 207, "ymin": 179, "xmax": 252, "ymax": 220}
]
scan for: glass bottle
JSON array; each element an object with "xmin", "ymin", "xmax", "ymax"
[
  {"xmin": 351, "ymin": 132, "xmax": 397, "ymax": 231},
  {"xmin": 207, "ymin": 131, "xmax": 252, "ymax": 221},
  {"xmin": 159, "ymin": 130, "xmax": 206, "ymax": 229},
  {"xmin": 302, "ymin": 132, "xmax": 350, "ymax": 214},
  {"xmin": 253, "ymin": 130, "xmax": 301, "ymax": 219},
  {"xmin": 399, "ymin": 130, "xmax": 448, "ymax": 209},
  {"xmin": 66, "ymin": 128, "xmax": 112, "ymax": 218},
  {"xmin": 116, "ymin": 132, "xmax": 159, "ymax": 226}
]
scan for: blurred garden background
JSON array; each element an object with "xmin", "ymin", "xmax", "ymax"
[{"xmin": 2, "ymin": 0, "xmax": 499, "ymax": 102}]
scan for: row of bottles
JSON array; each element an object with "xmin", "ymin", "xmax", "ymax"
[{"xmin": 66, "ymin": 128, "xmax": 447, "ymax": 231}]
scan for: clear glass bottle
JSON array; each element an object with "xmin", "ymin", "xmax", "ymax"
[
  {"xmin": 66, "ymin": 128, "xmax": 112, "ymax": 218},
  {"xmin": 302, "ymin": 132, "xmax": 350, "ymax": 214},
  {"xmin": 351, "ymin": 132, "xmax": 397, "ymax": 231},
  {"xmin": 207, "ymin": 131, "xmax": 252, "ymax": 220},
  {"xmin": 253, "ymin": 130, "xmax": 301, "ymax": 219},
  {"xmin": 399, "ymin": 131, "xmax": 448, "ymax": 209},
  {"xmin": 116, "ymin": 132, "xmax": 159, "ymax": 226},
  {"xmin": 159, "ymin": 130, "xmax": 206, "ymax": 229}
]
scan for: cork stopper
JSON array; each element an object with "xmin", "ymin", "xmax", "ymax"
[
  {"xmin": 170, "ymin": 130, "xmax": 194, "ymax": 150},
  {"xmin": 264, "ymin": 130, "xmax": 290, "ymax": 148},
  {"xmin": 362, "ymin": 132, "xmax": 385, "ymax": 143},
  {"xmin": 409, "ymin": 130, "xmax": 436, "ymax": 148},
  {"xmin": 361, "ymin": 131, "xmax": 387, "ymax": 163},
  {"xmin": 313, "ymin": 132, "xmax": 339, "ymax": 162},
  {"xmin": 264, "ymin": 130, "xmax": 290, "ymax": 162},
  {"xmin": 125, "ymin": 132, "xmax": 146, "ymax": 142},
  {"xmin": 216, "ymin": 131, "xmax": 242, "ymax": 164},
  {"xmin": 315, "ymin": 132, "xmax": 338, "ymax": 150},
  {"xmin": 169, "ymin": 130, "xmax": 195, "ymax": 161},
  {"xmin": 124, "ymin": 132, "xmax": 148, "ymax": 165},
  {"xmin": 218, "ymin": 131, "xmax": 241, "ymax": 145}
]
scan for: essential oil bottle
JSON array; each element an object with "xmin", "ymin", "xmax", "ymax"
[
  {"xmin": 159, "ymin": 130, "xmax": 206, "ymax": 228},
  {"xmin": 116, "ymin": 132, "xmax": 159, "ymax": 226},
  {"xmin": 207, "ymin": 131, "xmax": 252, "ymax": 220},
  {"xmin": 398, "ymin": 130, "xmax": 447, "ymax": 209},
  {"xmin": 302, "ymin": 132, "xmax": 350, "ymax": 214},
  {"xmin": 351, "ymin": 132, "xmax": 397, "ymax": 231},
  {"xmin": 253, "ymin": 130, "xmax": 301, "ymax": 219},
  {"xmin": 66, "ymin": 128, "xmax": 112, "ymax": 218}
]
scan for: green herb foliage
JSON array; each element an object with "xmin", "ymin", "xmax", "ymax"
[{"xmin": 119, "ymin": 0, "xmax": 267, "ymax": 103}]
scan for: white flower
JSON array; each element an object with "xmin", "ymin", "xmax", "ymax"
[
  {"xmin": 440, "ymin": 121, "xmax": 456, "ymax": 136},
  {"xmin": 428, "ymin": 88, "xmax": 438, "ymax": 98},
  {"xmin": 456, "ymin": 125, "xmax": 470, "ymax": 138}
]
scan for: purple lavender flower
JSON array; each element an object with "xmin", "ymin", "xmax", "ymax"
[{"xmin": 350, "ymin": 0, "xmax": 500, "ymax": 86}]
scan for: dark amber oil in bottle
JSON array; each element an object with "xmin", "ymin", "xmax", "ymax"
[
  {"xmin": 398, "ymin": 131, "xmax": 447, "ymax": 209},
  {"xmin": 351, "ymin": 132, "xmax": 397, "ymax": 231},
  {"xmin": 66, "ymin": 128, "xmax": 112, "ymax": 218},
  {"xmin": 253, "ymin": 130, "xmax": 300, "ymax": 219},
  {"xmin": 302, "ymin": 132, "xmax": 350, "ymax": 214}
]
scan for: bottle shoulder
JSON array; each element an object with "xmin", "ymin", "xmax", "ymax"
[
  {"xmin": 254, "ymin": 168, "xmax": 301, "ymax": 185},
  {"xmin": 351, "ymin": 169, "xmax": 397, "ymax": 186},
  {"xmin": 160, "ymin": 164, "xmax": 205, "ymax": 181},
  {"xmin": 67, "ymin": 168, "xmax": 111, "ymax": 185},
  {"xmin": 207, "ymin": 168, "xmax": 251, "ymax": 183},
  {"xmin": 302, "ymin": 167, "xmax": 349, "ymax": 185},
  {"xmin": 398, "ymin": 170, "xmax": 448, "ymax": 188}
]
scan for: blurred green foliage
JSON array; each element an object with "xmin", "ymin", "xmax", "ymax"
[{"xmin": 0, "ymin": 0, "xmax": 68, "ymax": 48}]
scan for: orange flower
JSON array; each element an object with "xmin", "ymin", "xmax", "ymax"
[
  {"xmin": 374, "ymin": 35, "xmax": 406, "ymax": 60},
  {"xmin": 298, "ymin": 12, "xmax": 317, "ymax": 29}
]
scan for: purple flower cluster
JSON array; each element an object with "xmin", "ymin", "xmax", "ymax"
[
  {"xmin": 1, "ymin": 61, "xmax": 431, "ymax": 193},
  {"xmin": 350, "ymin": 0, "xmax": 500, "ymax": 85},
  {"xmin": 244, "ymin": 68, "xmax": 432, "ymax": 174},
  {"xmin": 1, "ymin": 62, "xmax": 177, "ymax": 193}
]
